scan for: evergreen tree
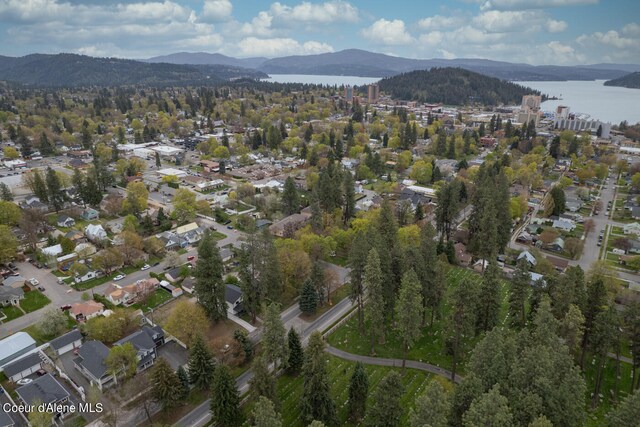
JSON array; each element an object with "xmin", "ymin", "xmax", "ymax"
[
  {"xmin": 150, "ymin": 358, "xmax": 183, "ymax": 411},
  {"xmin": 509, "ymin": 259, "xmax": 531, "ymax": 329},
  {"xmin": 448, "ymin": 277, "xmax": 478, "ymax": 382},
  {"xmin": 408, "ymin": 380, "xmax": 449, "ymax": 427},
  {"xmin": 32, "ymin": 169, "xmax": 48, "ymax": 203},
  {"xmin": 367, "ymin": 371, "xmax": 404, "ymax": 427},
  {"xmin": 604, "ymin": 390, "xmax": 640, "ymax": 427},
  {"xmin": 299, "ymin": 279, "xmax": 318, "ymax": 315},
  {"xmin": 45, "ymin": 166, "xmax": 65, "ymax": 212},
  {"xmin": 347, "ymin": 362, "xmax": 368, "ymax": 422},
  {"xmin": 447, "ymin": 135, "xmax": 456, "ymax": 159},
  {"xmin": 310, "ymin": 261, "xmax": 326, "ymax": 305},
  {"xmin": 624, "ymin": 302, "xmax": 640, "ymax": 391},
  {"xmin": 194, "ymin": 232, "xmax": 227, "ymax": 321},
  {"xmin": 395, "ymin": 269, "xmax": 424, "ymax": 370},
  {"xmin": 72, "ymin": 168, "xmax": 84, "ymax": 204},
  {"xmin": 177, "ymin": 365, "xmax": 190, "ymax": 400},
  {"xmin": 83, "ymin": 175, "xmax": 103, "ymax": 206},
  {"xmin": 435, "ymin": 129, "xmax": 447, "ymax": 156},
  {"xmin": 435, "ymin": 179, "xmax": 461, "ymax": 241},
  {"xmin": 281, "ymin": 176, "xmax": 299, "ymax": 215},
  {"xmin": 476, "ymin": 261, "xmax": 502, "ymax": 332},
  {"xmin": 287, "ymin": 327, "xmax": 304, "ymax": 375},
  {"xmin": 365, "ymin": 248, "xmax": 386, "ymax": 354},
  {"xmin": 300, "ymin": 332, "xmax": 337, "ymax": 426},
  {"xmin": 589, "ymin": 308, "xmax": 617, "ymax": 408},
  {"xmin": 250, "ymin": 357, "xmax": 278, "ymax": 408},
  {"xmin": 450, "ymin": 374, "xmax": 483, "ymax": 427},
  {"xmin": 187, "ymin": 335, "xmax": 216, "ymax": 390},
  {"xmin": 0, "ymin": 183, "xmax": 13, "ymax": 201},
  {"xmin": 348, "ymin": 231, "xmax": 368, "ymax": 331},
  {"xmin": 238, "ymin": 233, "xmax": 263, "ymax": 324},
  {"xmin": 39, "ymin": 132, "xmax": 53, "ymax": 155},
  {"xmin": 580, "ymin": 278, "xmax": 608, "ymax": 369},
  {"xmin": 342, "ymin": 171, "xmax": 355, "ymax": 224},
  {"xmin": 421, "ymin": 225, "xmax": 443, "ymax": 327},
  {"xmin": 210, "ymin": 364, "xmax": 242, "ymax": 427},
  {"xmin": 414, "ymin": 202, "xmax": 424, "ymax": 221},
  {"xmin": 463, "ymin": 385, "xmax": 513, "ymax": 427},
  {"xmin": 250, "ymin": 396, "xmax": 282, "ymax": 427},
  {"xmin": 550, "ymin": 186, "xmax": 566, "ymax": 216},
  {"xmin": 262, "ymin": 302, "xmax": 288, "ymax": 370},
  {"xmin": 155, "ymin": 151, "xmax": 161, "ymax": 168},
  {"xmin": 549, "ymin": 136, "xmax": 560, "ymax": 159}
]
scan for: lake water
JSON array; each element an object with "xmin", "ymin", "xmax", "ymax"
[
  {"xmin": 266, "ymin": 74, "xmax": 640, "ymax": 125},
  {"xmin": 266, "ymin": 74, "xmax": 381, "ymax": 86},
  {"xmin": 518, "ymin": 80, "xmax": 640, "ymax": 125}
]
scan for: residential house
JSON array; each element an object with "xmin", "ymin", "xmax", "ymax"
[
  {"xmin": 65, "ymin": 230, "xmax": 85, "ymax": 243},
  {"xmin": 225, "ymin": 284, "xmax": 243, "ymax": 315},
  {"xmin": 516, "ymin": 231, "xmax": 533, "ymax": 244},
  {"xmin": 517, "ymin": 250, "xmax": 537, "ymax": 266},
  {"xmin": 164, "ymin": 267, "xmax": 184, "ymax": 283},
  {"xmin": 199, "ymin": 160, "xmax": 219, "ymax": 173},
  {"xmin": 547, "ymin": 256, "xmax": 569, "ymax": 273},
  {"xmin": 628, "ymin": 239, "xmax": 640, "ymax": 255},
  {"xmin": 269, "ymin": 212, "xmax": 312, "ymax": 237},
  {"xmin": 49, "ymin": 329, "xmax": 83, "ymax": 356},
  {"xmin": 0, "ymin": 286, "xmax": 24, "ymax": 307},
  {"xmin": 57, "ymin": 215, "xmax": 75, "ymax": 228},
  {"xmin": 113, "ymin": 326, "xmax": 164, "ymax": 372},
  {"xmin": 73, "ymin": 340, "xmax": 115, "ymax": 390},
  {"xmin": 69, "ymin": 300, "xmax": 105, "ymax": 322},
  {"xmin": 180, "ymin": 277, "xmax": 195, "ymax": 294},
  {"xmin": 1, "ymin": 276, "xmax": 25, "ymax": 288},
  {"xmin": 74, "ymin": 242, "xmax": 97, "ymax": 258},
  {"xmin": 85, "ymin": 224, "xmax": 107, "ymax": 241},
  {"xmin": 16, "ymin": 374, "xmax": 72, "ymax": 421},
  {"xmin": 175, "ymin": 222, "xmax": 206, "ymax": 245},
  {"xmin": 220, "ymin": 246, "xmax": 234, "ymax": 263},
  {"xmin": 159, "ymin": 280, "xmax": 183, "ymax": 298},
  {"xmin": 68, "ymin": 158, "xmax": 89, "ymax": 169},
  {"xmin": 3, "ymin": 353, "xmax": 42, "ymax": 382},
  {"xmin": 552, "ymin": 219, "xmax": 576, "ymax": 232},
  {"xmin": 565, "ymin": 198, "xmax": 583, "ymax": 213},
  {"xmin": 42, "ymin": 243, "xmax": 63, "ymax": 258},
  {"xmin": 156, "ymin": 230, "xmax": 181, "ymax": 250},
  {"xmin": 0, "ymin": 408, "xmax": 14, "ymax": 427},
  {"xmin": 196, "ymin": 179, "xmax": 225, "ymax": 192},
  {"xmin": 624, "ymin": 222, "xmax": 640, "ymax": 236},
  {"xmin": 255, "ymin": 219, "xmax": 272, "ymax": 230},
  {"xmin": 0, "ymin": 333, "xmax": 37, "ymax": 367},
  {"xmin": 21, "ymin": 196, "xmax": 48, "ymax": 212},
  {"xmin": 81, "ymin": 208, "xmax": 99, "ymax": 221},
  {"xmin": 546, "ymin": 237, "xmax": 565, "ymax": 252},
  {"xmin": 453, "ymin": 243, "xmax": 472, "ymax": 267},
  {"xmin": 104, "ymin": 278, "xmax": 159, "ymax": 306}
]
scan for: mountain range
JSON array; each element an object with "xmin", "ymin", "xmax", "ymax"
[
  {"xmin": 604, "ymin": 72, "xmax": 640, "ymax": 89},
  {"xmin": 0, "ymin": 53, "xmax": 267, "ymax": 87},
  {"xmin": 149, "ymin": 49, "xmax": 640, "ymax": 81}
]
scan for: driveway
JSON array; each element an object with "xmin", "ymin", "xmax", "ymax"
[{"xmin": 157, "ymin": 341, "xmax": 189, "ymax": 370}]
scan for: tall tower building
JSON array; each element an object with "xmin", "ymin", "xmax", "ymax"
[
  {"xmin": 344, "ymin": 85, "xmax": 353, "ymax": 102},
  {"xmin": 367, "ymin": 83, "xmax": 379, "ymax": 104}
]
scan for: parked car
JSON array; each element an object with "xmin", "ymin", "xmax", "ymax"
[
  {"xmin": 226, "ymin": 225, "xmax": 233, "ymax": 230},
  {"xmin": 28, "ymin": 278, "xmax": 39, "ymax": 286},
  {"xmin": 152, "ymin": 261, "xmax": 160, "ymax": 267},
  {"xmin": 17, "ymin": 379, "xmax": 32, "ymax": 385},
  {"xmin": 187, "ymin": 256, "xmax": 195, "ymax": 261},
  {"xmin": 113, "ymin": 274, "xmax": 125, "ymax": 281},
  {"xmin": 37, "ymin": 286, "xmax": 45, "ymax": 292},
  {"xmin": 36, "ymin": 369, "xmax": 46, "ymax": 376},
  {"xmin": 60, "ymin": 304, "xmax": 72, "ymax": 311},
  {"xmin": 140, "ymin": 264, "xmax": 150, "ymax": 271}
]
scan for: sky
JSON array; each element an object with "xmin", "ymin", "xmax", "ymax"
[{"xmin": 0, "ymin": 0, "xmax": 639, "ymax": 65}]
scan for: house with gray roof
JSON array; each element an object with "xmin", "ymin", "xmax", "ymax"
[
  {"xmin": 225, "ymin": 284, "xmax": 243, "ymax": 315},
  {"xmin": 16, "ymin": 374, "xmax": 71, "ymax": 421},
  {"xmin": 3, "ymin": 352, "xmax": 43, "ymax": 382},
  {"xmin": 0, "ymin": 332, "xmax": 36, "ymax": 368},
  {"xmin": 113, "ymin": 326, "xmax": 164, "ymax": 372},
  {"xmin": 0, "ymin": 285, "xmax": 24, "ymax": 307},
  {"xmin": 49, "ymin": 329, "xmax": 83, "ymax": 356},
  {"xmin": 0, "ymin": 409, "xmax": 14, "ymax": 427},
  {"xmin": 73, "ymin": 340, "xmax": 115, "ymax": 390}
]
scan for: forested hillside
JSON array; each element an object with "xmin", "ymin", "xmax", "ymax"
[{"xmin": 378, "ymin": 67, "xmax": 541, "ymax": 105}]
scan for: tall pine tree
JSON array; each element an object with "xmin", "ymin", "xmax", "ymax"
[{"xmin": 194, "ymin": 232, "xmax": 227, "ymax": 321}]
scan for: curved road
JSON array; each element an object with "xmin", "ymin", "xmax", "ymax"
[{"xmin": 325, "ymin": 344, "xmax": 463, "ymax": 384}]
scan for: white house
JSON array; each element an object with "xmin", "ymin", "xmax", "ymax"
[
  {"xmin": 552, "ymin": 219, "xmax": 575, "ymax": 232},
  {"xmin": 517, "ymin": 250, "xmax": 537, "ymax": 266},
  {"xmin": 85, "ymin": 224, "xmax": 107, "ymax": 241},
  {"xmin": 624, "ymin": 222, "xmax": 640, "ymax": 236},
  {"xmin": 42, "ymin": 244, "xmax": 63, "ymax": 257}
]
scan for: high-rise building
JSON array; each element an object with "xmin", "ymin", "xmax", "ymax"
[
  {"xmin": 367, "ymin": 83, "xmax": 379, "ymax": 104},
  {"xmin": 521, "ymin": 95, "xmax": 541, "ymax": 112},
  {"xmin": 344, "ymin": 85, "xmax": 353, "ymax": 102}
]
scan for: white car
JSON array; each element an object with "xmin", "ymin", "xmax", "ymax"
[
  {"xmin": 17, "ymin": 378, "xmax": 33, "ymax": 385},
  {"xmin": 28, "ymin": 278, "xmax": 39, "ymax": 286},
  {"xmin": 113, "ymin": 274, "xmax": 125, "ymax": 281},
  {"xmin": 140, "ymin": 264, "xmax": 150, "ymax": 271}
]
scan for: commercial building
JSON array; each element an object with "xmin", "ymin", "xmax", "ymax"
[{"xmin": 367, "ymin": 83, "xmax": 379, "ymax": 104}]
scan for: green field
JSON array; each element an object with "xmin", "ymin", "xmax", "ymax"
[
  {"xmin": 132, "ymin": 288, "xmax": 173, "ymax": 312},
  {"xmin": 327, "ymin": 267, "xmax": 509, "ymax": 373},
  {"xmin": 248, "ymin": 355, "xmax": 439, "ymax": 427},
  {"xmin": 584, "ymin": 355, "xmax": 634, "ymax": 427}
]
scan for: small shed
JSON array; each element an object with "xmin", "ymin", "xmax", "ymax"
[
  {"xmin": 3, "ymin": 353, "xmax": 42, "ymax": 382},
  {"xmin": 49, "ymin": 329, "xmax": 83, "ymax": 356}
]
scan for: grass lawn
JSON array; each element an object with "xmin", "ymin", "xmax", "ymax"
[
  {"xmin": 177, "ymin": 248, "xmax": 188, "ymax": 255},
  {"xmin": 210, "ymin": 231, "xmax": 226, "ymax": 241},
  {"xmin": 327, "ymin": 267, "xmax": 507, "ymax": 373},
  {"xmin": 72, "ymin": 270, "xmax": 133, "ymax": 291},
  {"xmin": 132, "ymin": 289, "xmax": 173, "ymax": 312},
  {"xmin": 20, "ymin": 290, "xmax": 51, "ymax": 313},
  {"xmin": 22, "ymin": 317, "xmax": 77, "ymax": 345},
  {"xmin": 0, "ymin": 305, "xmax": 24, "ymax": 321},
  {"xmin": 584, "ymin": 354, "xmax": 634, "ymax": 427},
  {"xmin": 244, "ymin": 355, "xmax": 439, "ymax": 427}
]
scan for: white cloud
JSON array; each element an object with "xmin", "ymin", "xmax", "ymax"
[
  {"xmin": 546, "ymin": 19, "xmax": 568, "ymax": 33},
  {"xmin": 361, "ymin": 19, "xmax": 414, "ymax": 45},
  {"xmin": 201, "ymin": 0, "xmax": 232, "ymax": 22},
  {"xmin": 472, "ymin": 10, "xmax": 566, "ymax": 33},
  {"xmin": 236, "ymin": 37, "xmax": 333, "ymax": 57},
  {"xmin": 542, "ymin": 40, "xmax": 585, "ymax": 63},
  {"xmin": 480, "ymin": 0, "xmax": 598, "ymax": 11},
  {"xmin": 622, "ymin": 23, "xmax": 640, "ymax": 36},
  {"xmin": 577, "ymin": 30, "xmax": 638, "ymax": 49},
  {"xmin": 269, "ymin": 1, "xmax": 358, "ymax": 24},
  {"xmin": 241, "ymin": 11, "xmax": 274, "ymax": 36},
  {"xmin": 417, "ymin": 15, "xmax": 465, "ymax": 31}
]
